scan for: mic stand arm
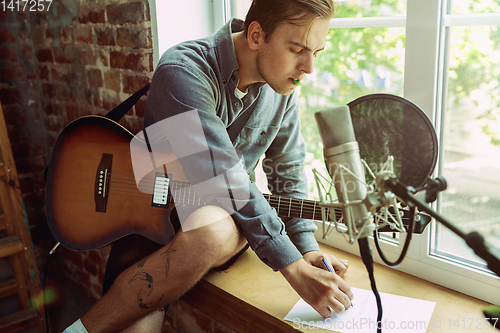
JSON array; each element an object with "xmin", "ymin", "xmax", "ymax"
[
  {"xmin": 383, "ymin": 178, "xmax": 500, "ymax": 278},
  {"xmin": 384, "ymin": 177, "xmax": 500, "ymax": 331}
]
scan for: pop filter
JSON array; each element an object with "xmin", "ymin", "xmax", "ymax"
[{"xmin": 347, "ymin": 93, "xmax": 438, "ymax": 189}]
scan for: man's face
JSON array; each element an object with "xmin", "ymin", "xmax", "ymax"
[{"xmin": 255, "ymin": 18, "xmax": 330, "ymax": 95}]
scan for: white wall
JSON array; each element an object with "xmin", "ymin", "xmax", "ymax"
[{"xmin": 149, "ymin": 0, "xmax": 216, "ymax": 69}]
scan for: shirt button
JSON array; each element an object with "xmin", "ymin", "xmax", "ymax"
[
  {"xmin": 235, "ymin": 102, "xmax": 240, "ymax": 107},
  {"xmin": 261, "ymin": 131, "xmax": 266, "ymax": 135}
]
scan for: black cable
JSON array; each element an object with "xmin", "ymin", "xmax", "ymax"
[
  {"xmin": 373, "ymin": 205, "xmax": 416, "ymax": 267},
  {"xmin": 43, "ymin": 251, "xmax": 53, "ymax": 333},
  {"xmin": 43, "ymin": 242, "xmax": 60, "ymax": 333},
  {"xmin": 358, "ymin": 237, "xmax": 383, "ymax": 333}
]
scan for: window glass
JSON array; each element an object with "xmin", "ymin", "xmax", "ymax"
[
  {"xmin": 300, "ymin": 26, "xmax": 406, "ymax": 197},
  {"xmin": 451, "ymin": 0, "xmax": 500, "ymax": 14},
  {"xmin": 433, "ymin": 24, "xmax": 500, "ymax": 268},
  {"xmin": 335, "ymin": 0, "xmax": 406, "ymax": 18}
]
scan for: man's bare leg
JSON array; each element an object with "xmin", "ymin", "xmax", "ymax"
[{"xmin": 81, "ymin": 205, "xmax": 247, "ymax": 333}]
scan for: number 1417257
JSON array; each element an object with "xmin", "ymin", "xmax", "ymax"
[{"xmin": 1, "ymin": 0, "xmax": 52, "ymax": 12}]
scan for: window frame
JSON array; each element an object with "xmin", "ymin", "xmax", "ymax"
[{"xmin": 214, "ymin": 0, "xmax": 500, "ymax": 304}]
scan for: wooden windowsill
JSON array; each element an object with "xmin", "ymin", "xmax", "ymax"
[{"xmin": 182, "ymin": 243, "xmax": 491, "ymax": 332}]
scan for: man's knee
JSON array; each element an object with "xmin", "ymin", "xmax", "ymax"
[{"xmin": 181, "ymin": 205, "xmax": 246, "ymax": 256}]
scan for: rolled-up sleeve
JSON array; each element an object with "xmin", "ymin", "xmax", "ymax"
[{"xmin": 262, "ymin": 93, "xmax": 319, "ymax": 255}]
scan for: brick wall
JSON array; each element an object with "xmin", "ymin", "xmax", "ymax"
[
  {"xmin": 0, "ymin": 0, "xmax": 154, "ymax": 300},
  {"xmin": 1, "ymin": 1, "xmax": 236, "ymax": 331}
]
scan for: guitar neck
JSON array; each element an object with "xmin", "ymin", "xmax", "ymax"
[
  {"xmin": 167, "ymin": 179, "xmax": 339, "ymax": 222},
  {"xmin": 263, "ymin": 193, "xmax": 340, "ymax": 222}
]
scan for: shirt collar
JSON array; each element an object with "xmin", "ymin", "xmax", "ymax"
[
  {"xmin": 215, "ymin": 18, "xmax": 242, "ymax": 86},
  {"xmin": 216, "ymin": 18, "xmax": 266, "ymax": 93}
]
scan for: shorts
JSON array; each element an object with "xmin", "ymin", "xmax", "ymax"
[{"xmin": 102, "ymin": 214, "xmax": 249, "ymax": 296}]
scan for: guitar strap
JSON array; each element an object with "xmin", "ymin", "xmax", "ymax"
[
  {"xmin": 227, "ymin": 107, "xmax": 253, "ymax": 143},
  {"xmin": 104, "ymin": 83, "xmax": 151, "ymax": 122},
  {"xmin": 104, "ymin": 82, "xmax": 250, "ymax": 143}
]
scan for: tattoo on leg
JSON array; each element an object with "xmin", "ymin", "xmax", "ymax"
[
  {"xmin": 129, "ymin": 272, "xmax": 164, "ymax": 309},
  {"xmin": 161, "ymin": 244, "xmax": 176, "ymax": 279},
  {"xmin": 137, "ymin": 256, "xmax": 148, "ymax": 268},
  {"xmin": 232, "ymin": 224, "xmax": 240, "ymax": 241}
]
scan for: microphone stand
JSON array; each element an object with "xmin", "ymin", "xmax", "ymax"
[{"xmin": 382, "ymin": 177, "xmax": 500, "ymax": 330}]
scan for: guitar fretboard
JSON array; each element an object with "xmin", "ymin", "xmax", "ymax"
[{"xmin": 166, "ymin": 179, "xmax": 341, "ymax": 222}]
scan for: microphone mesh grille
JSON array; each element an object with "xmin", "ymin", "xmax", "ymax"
[{"xmin": 348, "ymin": 94, "xmax": 438, "ymax": 188}]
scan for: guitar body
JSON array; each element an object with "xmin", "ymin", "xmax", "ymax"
[{"xmin": 46, "ymin": 116, "xmax": 177, "ymax": 250}]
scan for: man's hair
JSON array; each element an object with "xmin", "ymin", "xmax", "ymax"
[{"xmin": 243, "ymin": 0, "xmax": 335, "ymax": 42}]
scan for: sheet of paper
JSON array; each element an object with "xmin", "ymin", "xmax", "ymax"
[{"xmin": 284, "ymin": 287, "xmax": 436, "ymax": 332}]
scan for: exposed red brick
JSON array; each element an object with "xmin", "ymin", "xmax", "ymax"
[
  {"xmin": 34, "ymin": 28, "xmax": 46, "ymax": 46},
  {"xmin": 0, "ymin": 7, "xmax": 9, "ymax": 22},
  {"xmin": 110, "ymin": 51, "xmax": 152, "ymax": 72},
  {"xmin": 39, "ymin": 65, "xmax": 50, "ymax": 81},
  {"xmin": 90, "ymin": 10, "xmax": 106, "ymax": 24},
  {"xmin": 60, "ymin": 28, "xmax": 74, "ymax": 45},
  {"xmin": 104, "ymin": 71, "xmax": 120, "ymax": 92},
  {"xmin": 91, "ymin": 89, "xmax": 101, "ymax": 108},
  {"xmin": 0, "ymin": 88, "xmax": 21, "ymax": 105},
  {"xmin": 88, "ymin": 68, "xmax": 103, "ymax": 87},
  {"xmin": 36, "ymin": 48, "xmax": 53, "ymax": 63},
  {"xmin": 96, "ymin": 27, "xmax": 115, "ymax": 46},
  {"xmin": 122, "ymin": 74, "xmax": 150, "ymax": 94},
  {"xmin": 19, "ymin": 177, "xmax": 35, "ymax": 195},
  {"xmin": 2, "ymin": 104, "xmax": 28, "ymax": 124},
  {"xmin": 78, "ymin": 46, "xmax": 97, "ymax": 66},
  {"xmin": 99, "ymin": 50, "xmax": 108, "ymax": 67},
  {"xmin": 102, "ymin": 92, "xmax": 119, "ymax": 111},
  {"xmin": 77, "ymin": 25, "xmax": 93, "ymax": 45},
  {"xmin": 117, "ymin": 26, "xmax": 150, "ymax": 48},
  {"xmin": 65, "ymin": 103, "xmax": 81, "ymax": 121},
  {"xmin": 46, "ymin": 28, "xmax": 55, "ymax": 41},
  {"xmin": 21, "ymin": 46, "xmax": 32, "ymax": 60},
  {"xmin": 79, "ymin": 9, "xmax": 106, "ymax": 24},
  {"xmin": 0, "ymin": 45, "xmax": 17, "ymax": 62},
  {"xmin": 1, "ymin": 65, "xmax": 25, "ymax": 81},
  {"xmin": 0, "ymin": 28, "xmax": 16, "ymax": 43},
  {"xmin": 54, "ymin": 46, "xmax": 74, "ymax": 64},
  {"xmin": 16, "ymin": 10, "xmax": 27, "ymax": 21},
  {"xmin": 42, "ymin": 83, "xmax": 56, "ymax": 98},
  {"xmin": 54, "ymin": 84, "xmax": 70, "ymax": 101},
  {"xmin": 107, "ymin": 2, "xmax": 146, "ymax": 24},
  {"xmin": 17, "ymin": 156, "xmax": 48, "ymax": 177}
]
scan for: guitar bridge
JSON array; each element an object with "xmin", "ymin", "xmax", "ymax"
[
  {"xmin": 95, "ymin": 153, "xmax": 112, "ymax": 213},
  {"xmin": 152, "ymin": 172, "xmax": 171, "ymax": 208}
]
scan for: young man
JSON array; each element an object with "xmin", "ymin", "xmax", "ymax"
[{"xmin": 64, "ymin": 1, "xmax": 353, "ymax": 332}]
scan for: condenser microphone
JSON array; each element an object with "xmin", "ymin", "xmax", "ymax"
[{"xmin": 314, "ymin": 106, "xmax": 375, "ymax": 240}]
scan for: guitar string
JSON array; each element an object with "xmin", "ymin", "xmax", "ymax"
[
  {"xmin": 102, "ymin": 174, "xmax": 342, "ymax": 220},
  {"xmin": 105, "ymin": 176, "xmax": 340, "ymax": 218},
  {"xmin": 100, "ymin": 174, "xmax": 343, "ymax": 218}
]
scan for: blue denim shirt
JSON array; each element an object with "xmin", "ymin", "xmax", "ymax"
[{"xmin": 144, "ymin": 19, "xmax": 319, "ymax": 270}]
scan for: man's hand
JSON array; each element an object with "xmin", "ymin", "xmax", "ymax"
[
  {"xmin": 280, "ymin": 258, "xmax": 353, "ymax": 318},
  {"xmin": 303, "ymin": 251, "xmax": 349, "ymax": 277}
]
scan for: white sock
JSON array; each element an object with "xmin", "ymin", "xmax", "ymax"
[{"xmin": 63, "ymin": 319, "xmax": 88, "ymax": 333}]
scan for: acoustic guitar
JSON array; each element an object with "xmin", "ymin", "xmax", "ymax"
[{"xmin": 45, "ymin": 115, "xmax": 427, "ymax": 251}]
